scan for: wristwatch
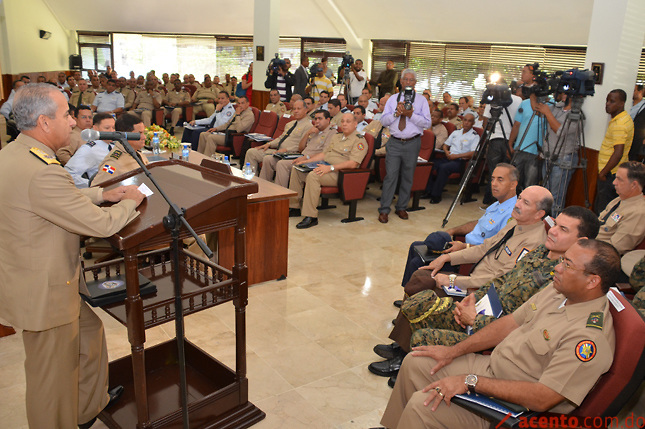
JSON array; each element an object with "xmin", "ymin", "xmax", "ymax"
[
  {"xmin": 330, "ymin": 165, "xmax": 335, "ymax": 172},
  {"xmin": 465, "ymin": 374, "xmax": 478, "ymax": 394}
]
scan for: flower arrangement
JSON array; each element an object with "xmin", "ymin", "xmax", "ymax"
[{"xmin": 145, "ymin": 124, "xmax": 181, "ymax": 149}]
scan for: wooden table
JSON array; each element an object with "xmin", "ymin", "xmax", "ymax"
[{"xmin": 159, "ymin": 149, "xmax": 296, "ymax": 285}]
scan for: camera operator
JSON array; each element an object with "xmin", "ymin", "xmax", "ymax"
[
  {"xmin": 533, "ymin": 92, "xmax": 578, "ymax": 216},
  {"xmin": 264, "ymin": 58, "xmax": 294, "ymax": 102},
  {"xmin": 507, "ymin": 93, "xmax": 545, "ymax": 189},
  {"xmin": 305, "ymin": 64, "xmax": 333, "ymax": 104},
  {"xmin": 339, "ymin": 59, "xmax": 369, "ymax": 105}
]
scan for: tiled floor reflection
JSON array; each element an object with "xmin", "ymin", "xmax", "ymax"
[{"xmin": 0, "ymin": 179, "xmax": 487, "ymax": 428}]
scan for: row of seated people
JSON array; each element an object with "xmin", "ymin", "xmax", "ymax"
[{"xmin": 367, "ymin": 163, "xmax": 645, "ymax": 426}]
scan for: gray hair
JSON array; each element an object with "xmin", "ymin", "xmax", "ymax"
[
  {"xmin": 13, "ymin": 83, "xmax": 60, "ymax": 131},
  {"xmin": 400, "ymin": 69, "xmax": 417, "ymax": 81}
]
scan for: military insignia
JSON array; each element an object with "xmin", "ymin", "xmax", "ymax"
[
  {"xmin": 611, "ymin": 213, "xmax": 621, "ymax": 222},
  {"xmin": 110, "ymin": 150, "xmax": 123, "ymax": 160},
  {"xmin": 575, "ymin": 340, "xmax": 597, "ymax": 362},
  {"xmin": 586, "ymin": 312, "xmax": 604, "ymax": 330},
  {"xmin": 530, "ymin": 303, "xmax": 537, "ymax": 311},
  {"xmin": 99, "ymin": 279, "xmax": 124, "ymax": 290},
  {"xmin": 504, "ymin": 245, "xmax": 512, "ymax": 255},
  {"xmin": 543, "ymin": 329, "xmax": 550, "ymax": 340},
  {"xmin": 489, "ymin": 219, "xmax": 495, "ymax": 224},
  {"xmin": 102, "ymin": 164, "xmax": 115, "ymax": 175},
  {"xmin": 29, "ymin": 147, "xmax": 61, "ymax": 165},
  {"xmin": 357, "ymin": 142, "xmax": 365, "ymax": 150},
  {"xmin": 86, "ymin": 141, "xmax": 96, "ymax": 147},
  {"xmin": 516, "ymin": 248, "xmax": 530, "ymax": 262},
  {"xmin": 226, "ymin": 111, "xmax": 232, "ymax": 116}
]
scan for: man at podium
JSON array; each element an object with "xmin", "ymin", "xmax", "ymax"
[{"xmin": 0, "ymin": 83, "xmax": 145, "ymax": 429}]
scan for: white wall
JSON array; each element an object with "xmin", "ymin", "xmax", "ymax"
[{"xmin": 0, "ymin": 0, "xmax": 75, "ymax": 74}]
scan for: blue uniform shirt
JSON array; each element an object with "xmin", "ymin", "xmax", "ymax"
[
  {"xmin": 513, "ymin": 98, "xmax": 545, "ymax": 155},
  {"xmin": 92, "ymin": 91, "xmax": 125, "ymax": 113},
  {"xmin": 195, "ymin": 103, "xmax": 236, "ymax": 127},
  {"xmin": 466, "ymin": 195, "xmax": 517, "ymax": 245},
  {"xmin": 64, "ymin": 140, "xmax": 113, "ymax": 188}
]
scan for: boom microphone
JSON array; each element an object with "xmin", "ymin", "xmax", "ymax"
[{"xmin": 81, "ymin": 129, "xmax": 142, "ymax": 142}]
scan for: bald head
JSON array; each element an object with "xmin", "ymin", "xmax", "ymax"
[{"xmin": 512, "ymin": 185, "xmax": 553, "ymax": 225}]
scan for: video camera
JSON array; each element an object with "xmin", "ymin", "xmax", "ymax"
[
  {"xmin": 266, "ymin": 53, "xmax": 286, "ymax": 76},
  {"xmin": 556, "ymin": 69, "xmax": 596, "ymax": 97},
  {"xmin": 309, "ymin": 62, "xmax": 323, "ymax": 77},
  {"xmin": 521, "ymin": 69, "xmax": 560, "ymax": 98},
  {"xmin": 480, "ymin": 82, "xmax": 513, "ymax": 108},
  {"xmin": 341, "ymin": 52, "xmax": 354, "ymax": 69}
]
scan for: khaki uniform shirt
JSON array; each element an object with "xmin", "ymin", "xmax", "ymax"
[
  {"xmin": 165, "ymin": 89, "xmax": 190, "ymax": 106},
  {"xmin": 302, "ymin": 127, "xmax": 335, "ymax": 158},
  {"xmin": 222, "ymin": 83, "xmax": 234, "ymax": 96},
  {"xmin": 330, "ymin": 112, "xmax": 343, "ymax": 128},
  {"xmin": 269, "ymin": 117, "xmax": 313, "ymax": 152},
  {"xmin": 323, "ymin": 132, "xmax": 368, "ymax": 166},
  {"xmin": 192, "ymin": 86, "xmax": 218, "ymax": 103},
  {"xmin": 597, "ymin": 195, "xmax": 645, "ymax": 255},
  {"xmin": 363, "ymin": 119, "xmax": 390, "ymax": 145},
  {"xmin": 56, "ymin": 126, "xmax": 84, "ymax": 165},
  {"xmin": 93, "ymin": 141, "xmax": 149, "ymax": 185},
  {"xmin": 491, "ymin": 284, "xmax": 614, "ymax": 413},
  {"xmin": 265, "ymin": 101, "xmax": 287, "ymax": 117},
  {"xmin": 0, "ymin": 134, "xmax": 138, "ymax": 331},
  {"xmin": 70, "ymin": 90, "xmax": 96, "ymax": 107},
  {"xmin": 432, "ymin": 123, "xmax": 449, "ymax": 150},
  {"xmin": 449, "ymin": 220, "xmax": 546, "ymax": 288},
  {"xmin": 134, "ymin": 90, "xmax": 162, "ymax": 111},
  {"xmin": 215, "ymin": 107, "xmax": 255, "ymax": 133},
  {"xmin": 117, "ymin": 87, "xmax": 136, "ymax": 110},
  {"xmin": 447, "ymin": 116, "xmax": 463, "ymax": 130}
]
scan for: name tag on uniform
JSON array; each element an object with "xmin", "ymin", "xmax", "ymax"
[
  {"xmin": 504, "ymin": 246, "xmax": 512, "ymax": 255},
  {"xmin": 611, "ymin": 213, "xmax": 621, "ymax": 222},
  {"xmin": 516, "ymin": 247, "xmax": 530, "ymax": 262}
]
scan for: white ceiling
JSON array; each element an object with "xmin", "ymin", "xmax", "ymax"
[{"xmin": 43, "ymin": 0, "xmax": 597, "ymax": 47}]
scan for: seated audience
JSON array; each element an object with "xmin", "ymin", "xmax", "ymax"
[
  {"xmin": 430, "ymin": 110, "xmax": 449, "ymax": 151},
  {"xmin": 183, "ymin": 91, "xmax": 236, "ymax": 150},
  {"xmin": 130, "ymin": 81, "xmax": 162, "ymax": 127},
  {"xmin": 116, "ymin": 77, "xmax": 135, "ymax": 111},
  {"xmin": 353, "ymin": 105, "xmax": 369, "ymax": 132},
  {"xmin": 69, "ymin": 78, "xmax": 95, "ymax": 107},
  {"xmin": 328, "ymin": 99, "xmax": 343, "ymax": 128},
  {"xmin": 91, "ymin": 79, "xmax": 124, "ymax": 114},
  {"xmin": 265, "ymin": 89, "xmax": 287, "ymax": 117},
  {"xmin": 163, "ymin": 80, "xmax": 191, "ymax": 134},
  {"xmin": 191, "ymin": 75, "xmax": 219, "ymax": 119},
  {"xmin": 196, "ymin": 95, "xmax": 255, "ymax": 157},
  {"xmin": 444, "ymin": 102, "xmax": 462, "ymax": 129}
]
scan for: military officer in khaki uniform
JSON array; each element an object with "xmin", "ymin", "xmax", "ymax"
[
  {"xmin": 163, "ymin": 80, "xmax": 191, "ymax": 129},
  {"xmin": 191, "ymin": 75, "xmax": 219, "ymax": 119},
  {"xmin": 275, "ymin": 109, "xmax": 335, "ymax": 188},
  {"xmin": 596, "ymin": 161, "xmax": 645, "ymax": 255},
  {"xmin": 0, "ymin": 84, "xmax": 145, "ymax": 428},
  {"xmin": 57, "ymin": 105, "xmax": 93, "ymax": 165},
  {"xmin": 130, "ymin": 81, "xmax": 162, "ymax": 127},
  {"xmin": 93, "ymin": 115, "xmax": 149, "ymax": 185},
  {"xmin": 327, "ymin": 99, "xmax": 343, "ymax": 128},
  {"xmin": 290, "ymin": 112, "xmax": 368, "ymax": 229},
  {"xmin": 363, "ymin": 118, "xmax": 390, "ymax": 155},
  {"xmin": 116, "ymin": 76, "xmax": 136, "ymax": 111},
  {"xmin": 253, "ymin": 100, "xmax": 313, "ymax": 179},
  {"xmin": 264, "ymin": 89, "xmax": 287, "ymax": 117},
  {"xmin": 69, "ymin": 78, "xmax": 96, "ymax": 107},
  {"xmin": 196, "ymin": 96, "xmax": 255, "ymax": 158},
  {"xmin": 381, "ymin": 239, "xmax": 618, "ymax": 429}
]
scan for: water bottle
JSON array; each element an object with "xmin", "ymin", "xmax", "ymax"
[
  {"xmin": 223, "ymin": 155, "xmax": 230, "ymax": 165},
  {"xmin": 182, "ymin": 143, "xmax": 189, "ymax": 161},
  {"xmin": 243, "ymin": 162, "xmax": 254, "ymax": 179},
  {"xmin": 152, "ymin": 132, "xmax": 160, "ymax": 155}
]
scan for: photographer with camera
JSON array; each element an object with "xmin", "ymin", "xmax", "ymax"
[
  {"xmin": 339, "ymin": 58, "xmax": 369, "ymax": 105},
  {"xmin": 305, "ymin": 63, "xmax": 333, "ymax": 103},
  {"xmin": 264, "ymin": 56, "xmax": 294, "ymax": 102}
]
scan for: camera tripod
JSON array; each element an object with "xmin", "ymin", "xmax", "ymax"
[
  {"xmin": 542, "ymin": 96, "xmax": 589, "ymax": 212},
  {"xmin": 509, "ymin": 96, "xmax": 549, "ymax": 180},
  {"xmin": 442, "ymin": 105, "xmax": 509, "ymax": 227}
]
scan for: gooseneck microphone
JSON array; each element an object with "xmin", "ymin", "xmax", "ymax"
[{"xmin": 80, "ymin": 129, "xmax": 142, "ymax": 142}]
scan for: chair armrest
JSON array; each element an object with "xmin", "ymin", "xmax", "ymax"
[
  {"xmin": 616, "ymin": 283, "xmax": 635, "ymax": 294},
  {"xmin": 338, "ymin": 168, "xmax": 371, "ymax": 201}
]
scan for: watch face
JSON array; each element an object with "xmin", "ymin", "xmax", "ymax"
[{"xmin": 466, "ymin": 374, "xmax": 478, "ymax": 386}]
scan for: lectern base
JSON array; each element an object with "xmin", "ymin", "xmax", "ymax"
[{"xmin": 99, "ymin": 339, "xmax": 265, "ymax": 428}]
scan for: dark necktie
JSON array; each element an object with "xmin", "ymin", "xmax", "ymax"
[
  {"xmin": 225, "ymin": 113, "xmax": 238, "ymax": 132},
  {"xmin": 469, "ymin": 226, "xmax": 516, "ymax": 274},
  {"xmin": 77, "ymin": 91, "xmax": 83, "ymax": 108},
  {"xmin": 600, "ymin": 201, "xmax": 621, "ymax": 225},
  {"xmin": 398, "ymin": 113, "xmax": 406, "ymax": 131},
  {"xmin": 208, "ymin": 109, "xmax": 220, "ymax": 128},
  {"xmin": 277, "ymin": 122, "xmax": 298, "ymax": 149}
]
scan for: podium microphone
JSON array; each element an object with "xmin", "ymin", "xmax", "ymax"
[{"xmin": 81, "ymin": 128, "xmax": 142, "ymax": 142}]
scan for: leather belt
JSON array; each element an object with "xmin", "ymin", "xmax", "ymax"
[{"xmin": 393, "ymin": 135, "xmax": 421, "ymax": 142}]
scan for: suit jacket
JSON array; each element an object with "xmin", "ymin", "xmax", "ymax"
[
  {"xmin": 0, "ymin": 134, "xmax": 139, "ymax": 331},
  {"xmin": 294, "ymin": 65, "xmax": 309, "ymax": 98},
  {"xmin": 264, "ymin": 72, "xmax": 294, "ymax": 101}
]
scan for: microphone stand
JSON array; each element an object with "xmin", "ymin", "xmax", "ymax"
[{"xmin": 119, "ymin": 138, "xmax": 211, "ymax": 429}]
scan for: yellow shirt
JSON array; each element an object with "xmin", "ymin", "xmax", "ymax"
[{"xmin": 598, "ymin": 110, "xmax": 634, "ymax": 174}]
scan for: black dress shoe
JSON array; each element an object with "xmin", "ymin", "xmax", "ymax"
[
  {"xmin": 429, "ymin": 196, "xmax": 442, "ymax": 204},
  {"xmin": 289, "ymin": 208, "xmax": 301, "ymax": 217},
  {"xmin": 368, "ymin": 355, "xmax": 403, "ymax": 377},
  {"xmin": 373, "ymin": 342, "xmax": 404, "ymax": 360},
  {"xmin": 78, "ymin": 385, "xmax": 124, "ymax": 429},
  {"xmin": 388, "ymin": 373, "xmax": 397, "ymax": 388},
  {"xmin": 296, "ymin": 216, "xmax": 318, "ymax": 229},
  {"xmin": 393, "ymin": 299, "xmax": 403, "ymax": 308}
]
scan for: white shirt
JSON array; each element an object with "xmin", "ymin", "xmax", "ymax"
[
  {"xmin": 64, "ymin": 140, "xmax": 113, "ymax": 188},
  {"xmin": 195, "ymin": 103, "xmax": 236, "ymax": 127},
  {"xmin": 92, "ymin": 91, "xmax": 125, "ymax": 112},
  {"xmin": 483, "ymin": 94, "xmax": 522, "ymax": 140},
  {"xmin": 356, "ymin": 120, "xmax": 368, "ymax": 132},
  {"xmin": 0, "ymin": 90, "xmax": 16, "ymax": 120},
  {"xmin": 348, "ymin": 69, "xmax": 368, "ymax": 98},
  {"xmin": 444, "ymin": 128, "xmax": 480, "ymax": 155}
]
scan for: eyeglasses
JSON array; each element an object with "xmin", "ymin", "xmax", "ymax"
[{"xmin": 558, "ymin": 256, "xmax": 594, "ymax": 275}]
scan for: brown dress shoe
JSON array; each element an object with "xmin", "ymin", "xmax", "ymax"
[
  {"xmin": 395, "ymin": 210, "xmax": 409, "ymax": 220},
  {"xmin": 378, "ymin": 212, "xmax": 389, "ymax": 223}
]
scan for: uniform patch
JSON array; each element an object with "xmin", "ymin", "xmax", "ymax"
[
  {"xmin": 110, "ymin": 150, "xmax": 123, "ymax": 160},
  {"xmin": 516, "ymin": 248, "xmax": 530, "ymax": 262},
  {"xmin": 586, "ymin": 312, "xmax": 604, "ymax": 330},
  {"xmin": 102, "ymin": 164, "xmax": 115, "ymax": 175},
  {"xmin": 611, "ymin": 212, "xmax": 621, "ymax": 223},
  {"xmin": 226, "ymin": 111, "xmax": 232, "ymax": 116},
  {"xmin": 543, "ymin": 329, "xmax": 550, "ymax": 341},
  {"xmin": 86, "ymin": 141, "xmax": 96, "ymax": 147},
  {"xmin": 357, "ymin": 142, "xmax": 365, "ymax": 150},
  {"xmin": 575, "ymin": 340, "xmax": 597, "ymax": 362},
  {"xmin": 530, "ymin": 303, "xmax": 537, "ymax": 311},
  {"xmin": 29, "ymin": 147, "xmax": 60, "ymax": 165},
  {"xmin": 504, "ymin": 245, "xmax": 512, "ymax": 255}
]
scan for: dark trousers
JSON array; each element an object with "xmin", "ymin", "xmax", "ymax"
[
  {"xmin": 512, "ymin": 150, "xmax": 540, "ymax": 190},
  {"xmin": 425, "ymin": 158, "xmax": 464, "ymax": 198},
  {"xmin": 594, "ymin": 172, "xmax": 617, "ymax": 215},
  {"xmin": 181, "ymin": 127, "xmax": 206, "ymax": 151},
  {"xmin": 483, "ymin": 138, "xmax": 510, "ymax": 204},
  {"xmin": 401, "ymin": 231, "xmax": 454, "ymax": 286}
]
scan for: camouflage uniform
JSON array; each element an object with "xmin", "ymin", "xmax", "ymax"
[
  {"xmin": 629, "ymin": 255, "xmax": 645, "ymax": 316},
  {"xmin": 402, "ymin": 245, "xmax": 558, "ymax": 347}
]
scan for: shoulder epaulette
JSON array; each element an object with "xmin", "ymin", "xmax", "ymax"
[
  {"xmin": 30, "ymin": 147, "xmax": 61, "ymax": 165},
  {"xmin": 586, "ymin": 312, "xmax": 604, "ymax": 330},
  {"xmin": 86, "ymin": 141, "xmax": 96, "ymax": 147},
  {"xmin": 110, "ymin": 150, "xmax": 123, "ymax": 160}
]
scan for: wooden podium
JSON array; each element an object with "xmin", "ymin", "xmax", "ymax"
[{"xmin": 95, "ymin": 159, "xmax": 264, "ymax": 428}]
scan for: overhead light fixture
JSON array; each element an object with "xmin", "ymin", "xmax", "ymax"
[{"xmin": 39, "ymin": 30, "xmax": 51, "ymax": 40}]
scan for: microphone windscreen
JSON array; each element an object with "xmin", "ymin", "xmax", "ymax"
[{"xmin": 80, "ymin": 128, "xmax": 99, "ymax": 142}]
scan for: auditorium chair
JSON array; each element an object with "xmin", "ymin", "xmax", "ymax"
[
  {"xmin": 317, "ymin": 133, "xmax": 375, "ymax": 223},
  {"xmin": 272, "ymin": 115, "xmax": 292, "ymax": 139},
  {"xmin": 442, "ymin": 120, "xmax": 456, "ymax": 136},
  {"xmin": 452, "ymin": 288, "xmax": 645, "ymax": 429},
  {"xmin": 246, "ymin": 110, "xmax": 278, "ymax": 150},
  {"xmin": 216, "ymin": 106, "xmax": 260, "ymax": 158},
  {"xmin": 408, "ymin": 129, "xmax": 436, "ymax": 211},
  {"xmin": 153, "ymin": 104, "xmax": 194, "ymax": 131}
]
